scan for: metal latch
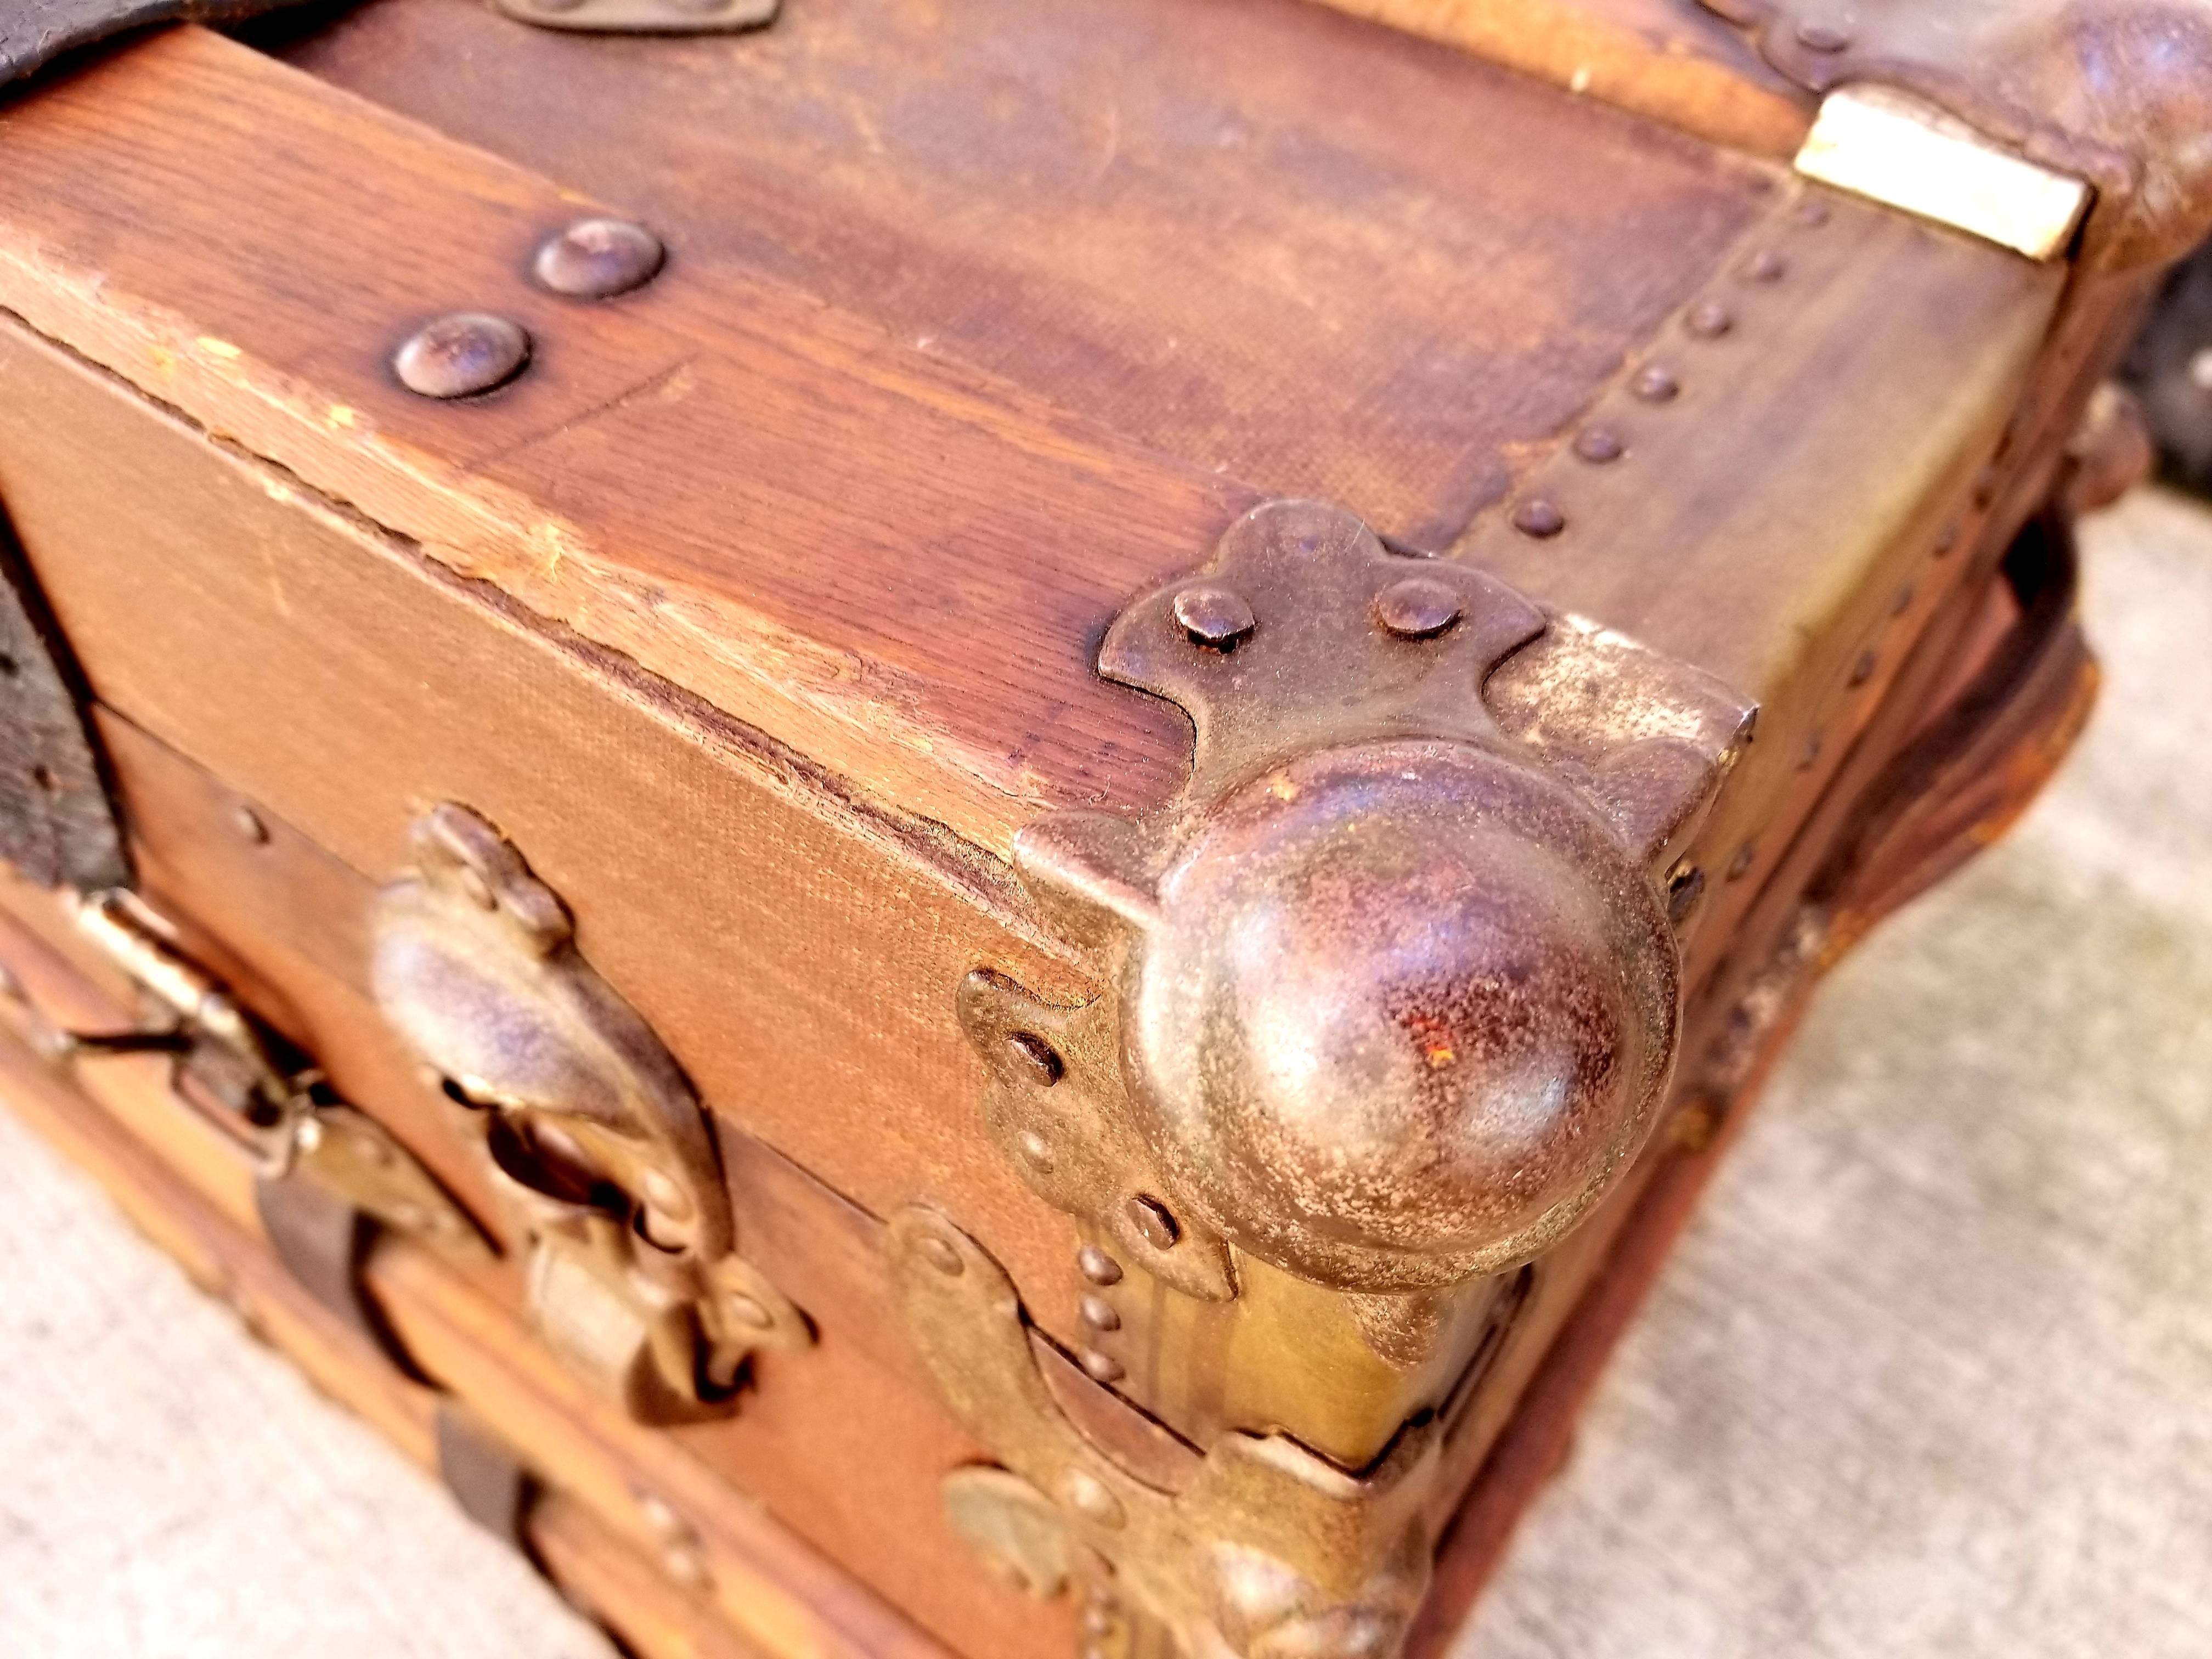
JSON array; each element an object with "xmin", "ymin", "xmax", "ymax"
[{"xmin": 370, "ymin": 803, "xmax": 810, "ymax": 1424}]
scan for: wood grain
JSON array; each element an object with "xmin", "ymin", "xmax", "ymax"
[
  {"xmin": 1296, "ymin": 0, "xmax": 1812, "ymax": 157},
  {"xmin": 270, "ymin": 0, "xmax": 1778, "ymax": 555}
]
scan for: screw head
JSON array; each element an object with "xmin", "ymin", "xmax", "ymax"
[
  {"xmin": 1511, "ymin": 499, "xmax": 1567, "ymax": 539},
  {"xmin": 916, "ymin": 1234, "xmax": 964, "ymax": 1277},
  {"xmin": 1373, "ymin": 577, "xmax": 1463, "ymax": 639},
  {"xmin": 393, "ymin": 313, "xmax": 530, "ymax": 400},
  {"xmin": 1058, "ymin": 1468, "xmax": 1125, "ymax": 1528},
  {"xmin": 1125, "ymin": 1194, "xmax": 1180, "ymax": 1250},
  {"xmin": 534, "ymin": 218, "xmax": 666, "ymax": 300},
  {"xmin": 1079, "ymin": 1294, "xmax": 1121, "ymax": 1331},
  {"xmin": 1573, "ymin": 427, "xmax": 1624, "ymax": 464},
  {"xmin": 233, "ymin": 804, "xmax": 269, "ymax": 844},
  {"xmin": 1076, "ymin": 1245, "xmax": 1123, "ymax": 1286},
  {"xmin": 1685, "ymin": 301, "xmax": 1733, "ymax": 339},
  {"xmin": 1632, "ymin": 365, "xmax": 1680, "ymax": 403},
  {"xmin": 1172, "ymin": 586, "xmax": 1256, "ymax": 651},
  {"xmin": 1079, "ymin": 1348, "xmax": 1126, "ymax": 1384}
]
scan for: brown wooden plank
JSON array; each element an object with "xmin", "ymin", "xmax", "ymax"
[
  {"xmin": 1296, "ymin": 0, "xmax": 1810, "ymax": 157},
  {"xmin": 269, "ymin": 0, "xmax": 1779, "ymax": 555},
  {"xmin": 0, "ymin": 26, "xmax": 1237, "ymax": 853}
]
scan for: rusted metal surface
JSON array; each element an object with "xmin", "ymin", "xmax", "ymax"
[
  {"xmin": 391, "ymin": 313, "xmax": 532, "ymax": 401},
  {"xmin": 371, "ymin": 803, "xmax": 811, "ymax": 1421},
  {"xmin": 533, "ymin": 218, "xmax": 667, "ymax": 300},
  {"xmin": 0, "ymin": 521, "xmax": 126, "ymax": 894},
  {"xmin": 1697, "ymin": 0, "xmax": 2212, "ymax": 267},
  {"xmin": 891, "ymin": 1203, "xmax": 1439, "ymax": 1659},
  {"xmin": 963, "ymin": 500, "xmax": 1753, "ymax": 1321}
]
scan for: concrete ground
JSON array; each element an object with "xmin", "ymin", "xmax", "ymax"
[{"xmin": 1, "ymin": 488, "xmax": 2207, "ymax": 1657}]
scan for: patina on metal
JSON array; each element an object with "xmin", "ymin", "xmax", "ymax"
[
  {"xmin": 0, "ymin": 522, "xmax": 126, "ymax": 893},
  {"xmin": 371, "ymin": 803, "xmax": 810, "ymax": 1423},
  {"xmin": 1696, "ymin": 0, "xmax": 2212, "ymax": 268},
  {"xmin": 892, "ymin": 1204, "xmax": 1438, "ymax": 1659},
  {"xmin": 962, "ymin": 500, "xmax": 1752, "ymax": 1317}
]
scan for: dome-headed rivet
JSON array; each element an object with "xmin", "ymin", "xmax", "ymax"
[
  {"xmin": 1125, "ymin": 1195, "xmax": 1180, "ymax": 1250},
  {"xmin": 1849, "ymin": 650, "xmax": 1878, "ymax": 687},
  {"xmin": 1080, "ymin": 1294, "xmax": 1121, "ymax": 1331},
  {"xmin": 1796, "ymin": 20, "xmax": 1853, "ymax": 52},
  {"xmin": 1632, "ymin": 365, "xmax": 1680, "ymax": 403},
  {"xmin": 1573, "ymin": 427, "xmax": 1624, "ymax": 464},
  {"xmin": 916, "ymin": 1234, "xmax": 964, "ymax": 1277},
  {"xmin": 1373, "ymin": 577, "xmax": 1463, "ymax": 639},
  {"xmin": 1016, "ymin": 1129, "xmax": 1055, "ymax": 1173},
  {"xmin": 1172, "ymin": 586, "xmax": 1256, "ymax": 651},
  {"xmin": 393, "ymin": 313, "xmax": 530, "ymax": 400},
  {"xmin": 534, "ymin": 218, "xmax": 666, "ymax": 300},
  {"xmin": 1746, "ymin": 250, "xmax": 1787, "ymax": 283},
  {"xmin": 1076, "ymin": 1245, "xmax": 1123, "ymax": 1286},
  {"xmin": 233, "ymin": 804, "xmax": 269, "ymax": 844},
  {"xmin": 1793, "ymin": 200, "xmax": 1832, "ymax": 229},
  {"xmin": 1726, "ymin": 843, "xmax": 1757, "ymax": 882},
  {"xmin": 1512, "ymin": 499, "xmax": 1567, "ymax": 539},
  {"xmin": 1079, "ymin": 1348, "xmax": 1125, "ymax": 1384},
  {"xmin": 1685, "ymin": 301, "xmax": 1733, "ymax": 339}
]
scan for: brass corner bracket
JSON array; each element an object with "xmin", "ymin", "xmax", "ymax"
[
  {"xmin": 371, "ymin": 803, "xmax": 809, "ymax": 1423},
  {"xmin": 890, "ymin": 1204, "xmax": 1437, "ymax": 1659},
  {"xmin": 962, "ymin": 499, "xmax": 1753, "ymax": 1306}
]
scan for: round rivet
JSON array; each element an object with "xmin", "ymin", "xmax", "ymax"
[
  {"xmin": 1080, "ymin": 1294, "xmax": 1121, "ymax": 1332},
  {"xmin": 534, "ymin": 218, "xmax": 667, "ymax": 300},
  {"xmin": 916, "ymin": 1234, "xmax": 964, "ymax": 1277},
  {"xmin": 1125, "ymin": 1194, "xmax": 1180, "ymax": 1250},
  {"xmin": 1076, "ymin": 1245, "xmax": 1123, "ymax": 1286},
  {"xmin": 640, "ymin": 1167, "xmax": 692, "ymax": 1221},
  {"xmin": 1512, "ymin": 499, "xmax": 1567, "ymax": 539},
  {"xmin": 1080, "ymin": 1349, "xmax": 1126, "ymax": 1384},
  {"xmin": 1006, "ymin": 1030, "xmax": 1063, "ymax": 1086},
  {"xmin": 726, "ymin": 1293, "xmax": 774, "ymax": 1330},
  {"xmin": 1934, "ymin": 522, "xmax": 1961, "ymax": 558},
  {"xmin": 1726, "ymin": 843, "xmax": 1757, "ymax": 881},
  {"xmin": 1016, "ymin": 1129, "xmax": 1055, "ymax": 1173},
  {"xmin": 393, "ymin": 313, "xmax": 530, "ymax": 400},
  {"xmin": 1632, "ymin": 365, "xmax": 1680, "ymax": 403},
  {"xmin": 1373, "ymin": 577, "xmax": 1463, "ymax": 639},
  {"xmin": 1745, "ymin": 251, "xmax": 1787, "ymax": 283},
  {"xmin": 1082, "ymin": 1602, "xmax": 1117, "ymax": 1638},
  {"xmin": 1849, "ymin": 650, "xmax": 1878, "ymax": 687},
  {"xmin": 2189, "ymin": 348, "xmax": 2212, "ymax": 393},
  {"xmin": 663, "ymin": 1545, "xmax": 712, "ymax": 1589},
  {"xmin": 233, "ymin": 804, "xmax": 269, "ymax": 845},
  {"xmin": 1058, "ymin": 1468, "xmax": 1124, "ymax": 1528},
  {"xmin": 1685, "ymin": 301, "xmax": 1733, "ymax": 339},
  {"xmin": 1892, "ymin": 584, "xmax": 1914, "ymax": 616},
  {"xmin": 1799, "ymin": 731, "xmax": 1824, "ymax": 771},
  {"xmin": 1793, "ymin": 200, "xmax": 1832, "ymax": 229},
  {"xmin": 1796, "ymin": 20, "xmax": 1852, "ymax": 52},
  {"xmin": 1573, "ymin": 427, "xmax": 1624, "ymax": 464},
  {"xmin": 1666, "ymin": 865, "xmax": 1705, "ymax": 926},
  {"xmin": 1172, "ymin": 586, "xmax": 1256, "ymax": 651}
]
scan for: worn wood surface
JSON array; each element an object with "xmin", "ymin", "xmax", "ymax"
[
  {"xmin": 1295, "ymin": 0, "xmax": 1810, "ymax": 157},
  {"xmin": 269, "ymin": 0, "xmax": 1776, "ymax": 555}
]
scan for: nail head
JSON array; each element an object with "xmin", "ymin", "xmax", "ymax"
[
  {"xmin": 1512, "ymin": 499, "xmax": 1567, "ymax": 539},
  {"xmin": 393, "ymin": 313, "xmax": 530, "ymax": 400},
  {"xmin": 1172, "ymin": 586, "xmax": 1255, "ymax": 651},
  {"xmin": 534, "ymin": 218, "xmax": 666, "ymax": 300},
  {"xmin": 1632, "ymin": 365, "xmax": 1680, "ymax": 403},
  {"xmin": 1573, "ymin": 427, "xmax": 1624, "ymax": 464},
  {"xmin": 1077, "ymin": 1245, "xmax": 1124, "ymax": 1286},
  {"xmin": 1373, "ymin": 577, "xmax": 1463, "ymax": 639},
  {"xmin": 1080, "ymin": 1294, "xmax": 1121, "ymax": 1331}
]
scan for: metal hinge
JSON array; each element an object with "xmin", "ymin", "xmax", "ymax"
[{"xmin": 370, "ymin": 803, "xmax": 811, "ymax": 1424}]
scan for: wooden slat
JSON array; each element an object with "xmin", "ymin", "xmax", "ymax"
[{"xmin": 1298, "ymin": 0, "xmax": 1810, "ymax": 157}]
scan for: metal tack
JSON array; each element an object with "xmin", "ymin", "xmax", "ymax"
[
  {"xmin": 1512, "ymin": 499, "xmax": 1567, "ymax": 539},
  {"xmin": 1080, "ymin": 1294, "xmax": 1121, "ymax": 1331},
  {"xmin": 1573, "ymin": 427, "xmax": 1624, "ymax": 464},
  {"xmin": 1373, "ymin": 577, "xmax": 1463, "ymax": 639},
  {"xmin": 1686, "ymin": 300, "xmax": 1733, "ymax": 339},
  {"xmin": 534, "ymin": 218, "xmax": 666, "ymax": 300},
  {"xmin": 1172, "ymin": 586, "xmax": 1256, "ymax": 651},
  {"xmin": 1076, "ymin": 1245, "xmax": 1124, "ymax": 1286},
  {"xmin": 1632, "ymin": 364, "xmax": 1681, "ymax": 403},
  {"xmin": 393, "ymin": 313, "xmax": 530, "ymax": 400},
  {"xmin": 1079, "ymin": 1349, "xmax": 1126, "ymax": 1384}
]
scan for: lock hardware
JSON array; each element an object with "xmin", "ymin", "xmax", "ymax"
[{"xmin": 371, "ymin": 803, "xmax": 810, "ymax": 1423}]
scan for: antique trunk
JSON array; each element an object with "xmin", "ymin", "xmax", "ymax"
[{"xmin": 0, "ymin": 1, "xmax": 2203, "ymax": 1654}]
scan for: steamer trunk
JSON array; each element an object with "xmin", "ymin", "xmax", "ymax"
[{"xmin": 0, "ymin": 1, "xmax": 2200, "ymax": 1655}]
